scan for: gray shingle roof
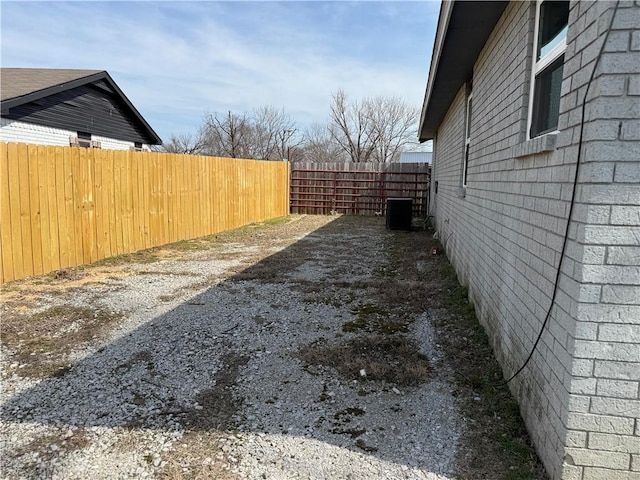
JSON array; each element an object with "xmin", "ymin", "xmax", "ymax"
[{"xmin": 1, "ymin": 68, "xmax": 104, "ymax": 102}]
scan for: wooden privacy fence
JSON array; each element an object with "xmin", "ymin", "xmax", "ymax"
[
  {"xmin": 290, "ymin": 161, "xmax": 430, "ymax": 217},
  {"xmin": 0, "ymin": 142, "xmax": 290, "ymax": 284}
]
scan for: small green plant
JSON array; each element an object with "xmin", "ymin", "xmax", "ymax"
[{"xmin": 262, "ymin": 216, "xmax": 290, "ymax": 226}]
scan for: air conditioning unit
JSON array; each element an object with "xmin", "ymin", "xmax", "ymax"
[
  {"xmin": 386, "ymin": 198, "xmax": 413, "ymax": 231},
  {"xmin": 90, "ymin": 140, "xmax": 101, "ymax": 148}
]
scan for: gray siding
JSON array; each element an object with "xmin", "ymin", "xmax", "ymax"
[
  {"xmin": 2, "ymin": 80, "xmax": 152, "ymax": 144},
  {"xmin": 430, "ymin": 1, "xmax": 639, "ymax": 479}
]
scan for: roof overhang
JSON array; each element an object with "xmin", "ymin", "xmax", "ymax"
[
  {"xmin": 1, "ymin": 70, "xmax": 162, "ymax": 145},
  {"xmin": 419, "ymin": 1, "xmax": 508, "ymax": 141}
]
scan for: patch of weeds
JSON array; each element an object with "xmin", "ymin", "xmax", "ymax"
[
  {"xmin": 158, "ymin": 294, "xmax": 177, "ymax": 303},
  {"xmin": 334, "ymin": 407, "xmax": 365, "ymax": 421},
  {"xmin": 331, "ymin": 407, "xmax": 366, "ymax": 438},
  {"xmin": 303, "ymin": 288, "xmax": 357, "ymax": 308},
  {"xmin": 298, "ymin": 335, "xmax": 431, "ymax": 387},
  {"xmin": 93, "ymin": 249, "xmax": 160, "ymax": 267},
  {"xmin": 157, "ymin": 276, "xmax": 220, "ymax": 303},
  {"xmin": 383, "ymin": 230, "xmax": 545, "ymax": 479},
  {"xmin": 184, "ymin": 352, "xmax": 248, "ymax": 431},
  {"xmin": 47, "ymin": 269, "xmax": 86, "ymax": 282},
  {"xmin": 13, "ymin": 430, "xmax": 91, "ymax": 462},
  {"xmin": 355, "ymin": 439, "xmax": 378, "ymax": 453},
  {"xmin": 261, "ymin": 216, "xmax": 290, "ymax": 226},
  {"xmin": 163, "ymin": 239, "xmax": 210, "ymax": 252},
  {"xmin": 135, "ymin": 270, "xmax": 199, "ymax": 277},
  {"xmin": 51, "ymin": 365, "xmax": 72, "ymax": 378},
  {"xmin": 341, "ymin": 317, "xmax": 367, "ymax": 332},
  {"xmin": 372, "ymin": 264, "xmax": 397, "ymax": 278},
  {"xmin": 318, "ymin": 384, "xmax": 331, "ymax": 402},
  {"xmin": 1, "ymin": 305, "xmax": 123, "ymax": 379},
  {"xmin": 159, "ymin": 431, "xmax": 239, "ymax": 480},
  {"xmin": 115, "ymin": 350, "xmax": 155, "ymax": 373},
  {"xmin": 342, "ymin": 303, "xmax": 408, "ymax": 334},
  {"xmin": 430, "ymin": 266, "xmax": 543, "ymax": 478},
  {"xmin": 330, "ymin": 427, "xmax": 366, "ymax": 438}
]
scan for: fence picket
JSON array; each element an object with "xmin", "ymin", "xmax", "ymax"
[
  {"xmin": 1, "ymin": 142, "xmax": 289, "ymax": 284},
  {"xmin": 45, "ymin": 145, "xmax": 61, "ymax": 271},
  {"xmin": 28, "ymin": 144, "xmax": 44, "ymax": 275},
  {"xmin": 290, "ymin": 161, "xmax": 431, "ymax": 217},
  {"xmin": 1, "ymin": 144, "xmax": 14, "ymax": 282}
]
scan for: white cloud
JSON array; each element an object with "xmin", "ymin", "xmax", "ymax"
[{"xmin": 1, "ymin": 1, "xmax": 439, "ymax": 141}]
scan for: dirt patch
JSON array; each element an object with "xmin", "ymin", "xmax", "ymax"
[
  {"xmin": 1, "ymin": 305, "xmax": 122, "ymax": 378},
  {"xmin": 13, "ymin": 429, "xmax": 91, "ymax": 465},
  {"xmin": 185, "ymin": 352, "xmax": 248, "ymax": 431},
  {"xmin": 298, "ymin": 335, "xmax": 431, "ymax": 387},
  {"xmin": 159, "ymin": 432, "xmax": 240, "ymax": 480},
  {"xmin": 342, "ymin": 302, "xmax": 409, "ymax": 334}
]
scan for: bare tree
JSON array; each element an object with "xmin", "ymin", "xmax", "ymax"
[
  {"xmin": 248, "ymin": 106, "xmax": 298, "ymax": 160},
  {"xmin": 328, "ymin": 89, "xmax": 377, "ymax": 163},
  {"xmin": 202, "ymin": 107, "xmax": 298, "ymax": 160},
  {"xmin": 202, "ymin": 111, "xmax": 251, "ymax": 158},
  {"xmin": 368, "ymin": 95, "xmax": 418, "ymax": 163},
  {"xmin": 301, "ymin": 123, "xmax": 346, "ymax": 163},
  {"xmin": 162, "ymin": 94, "xmax": 418, "ymax": 164},
  {"xmin": 327, "ymin": 90, "xmax": 419, "ymax": 163},
  {"xmin": 160, "ymin": 131, "xmax": 208, "ymax": 155}
]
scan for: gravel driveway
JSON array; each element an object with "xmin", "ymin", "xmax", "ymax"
[{"xmin": 1, "ymin": 215, "xmax": 545, "ymax": 480}]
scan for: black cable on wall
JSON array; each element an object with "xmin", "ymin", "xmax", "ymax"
[{"xmin": 499, "ymin": 0, "xmax": 621, "ymax": 386}]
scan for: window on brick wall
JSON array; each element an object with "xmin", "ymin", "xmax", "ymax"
[
  {"xmin": 528, "ymin": 0, "xmax": 569, "ymax": 138},
  {"xmin": 463, "ymin": 89, "xmax": 472, "ymax": 187}
]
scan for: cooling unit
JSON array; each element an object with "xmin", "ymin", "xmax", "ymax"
[{"xmin": 386, "ymin": 198, "xmax": 413, "ymax": 231}]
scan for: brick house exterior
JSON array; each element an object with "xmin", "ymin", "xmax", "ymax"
[{"xmin": 419, "ymin": 2, "xmax": 639, "ymax": 479}]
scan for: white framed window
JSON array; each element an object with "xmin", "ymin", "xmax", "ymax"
[
  {"xmin": 463, "ymin": 90, "xmax": 472, "ymax": 187},
  {"xmin": 528, "ymin": 0, "xmax": 569, "ymax": 139}
]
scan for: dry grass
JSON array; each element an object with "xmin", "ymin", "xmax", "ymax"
[
  {"xmin": 1, "ymin": 305, "xmax": 122, "ymax": 378},
  {"xmin": 159, "ymin": 432, "xmax": 239, "ymax": 480},
  {"xmin": 298, "ymin": 335, "xmax": 431, "ymax": 387},
  {"xmin": 13, "ymin": 430, "xmax": 91, "ymax": 462},
  {"xmin": 184, "ymin": 352, "xmax": 248, "ymax": 431},
  {"xmin": 158, "ymin": 352, "xmax": 248, "ymax": 479},
  {"xmin": 0, "ymin": 215, "xmax": 544, "ymax": 479},
  {"xmin": 342, "ymin": 303, "xmax": 409, "ymax": 334},
  {"xmin": 380, "ymin": 228, "xmax": 547, "ymax": 480}
]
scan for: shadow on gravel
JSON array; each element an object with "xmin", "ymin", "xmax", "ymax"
[{"xmin": 1, "ymin": 215, "xmax": 544, "ymax": 479}]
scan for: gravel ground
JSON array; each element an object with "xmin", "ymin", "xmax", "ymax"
[{"xmin": 0, "ymin": 215, "xmax": 539, "ymax": 479}]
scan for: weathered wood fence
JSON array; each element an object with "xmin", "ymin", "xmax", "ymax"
[
  {"xmin": 0, "ymin": 143, "xmax": 290, "ymax": 284},
  {"xmin": 290, "ymin": 161, "xmax": 430, "ymax": 216}
]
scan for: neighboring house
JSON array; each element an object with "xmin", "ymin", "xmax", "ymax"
[
  {"xmin": 420, "ymin": 2, "xmax": 638, "ymax": 479},
  {"xmin": 0, "ymin": 68, "xmax": 161, "ymax": 150},
  {"xmin": 399, "ymin": 151, "xmax": 433, "ymax": 164}
]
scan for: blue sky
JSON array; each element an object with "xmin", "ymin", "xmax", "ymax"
[{"xmin": 1, "ymin": 1, "xmax": 439, "ymax": 143}]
